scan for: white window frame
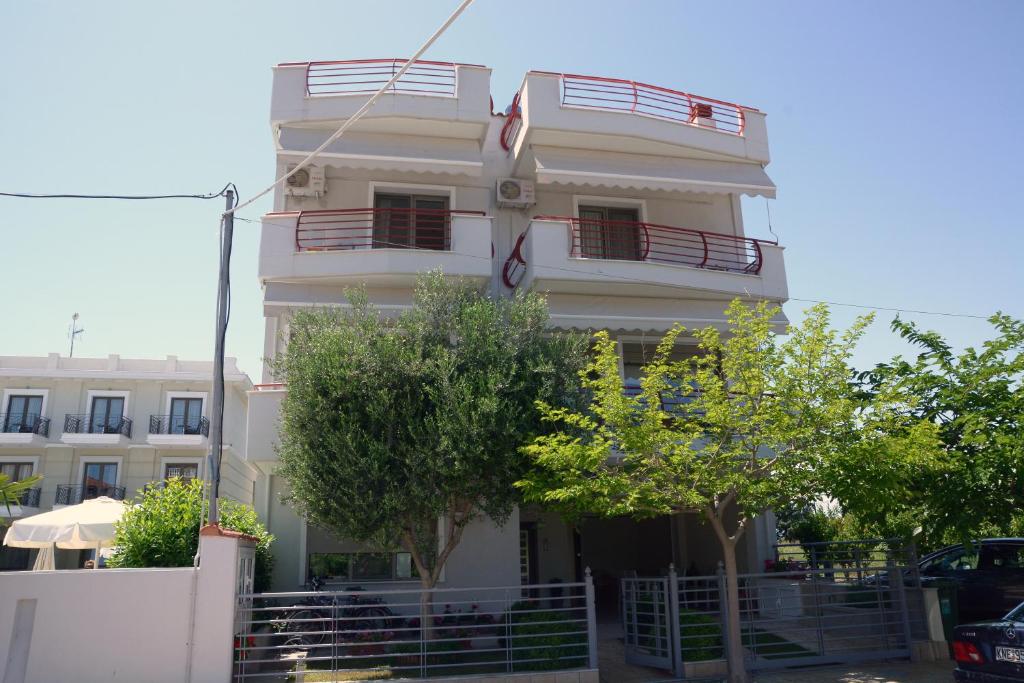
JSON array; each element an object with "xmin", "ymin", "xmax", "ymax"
[
  {"xmin": 163, "ymin": 391, "xmax": 208, "ymax": 418},
  {"xmin": 2, "ymin": 389, "xmax": 49, "ymax": 420},
  {"xmin": 367, "ymin": 181, "xmax": 456, "ymax": 210},
  {"xmin": 159, "ymin": 455, "xmax": 204, "ymax": 482},
  {"xmin": 76, "ymin": 455, "xmax": 124, "ymax": 488},
  {"xmin": 572, "ymin": 194, "xmax": 648, "ymax": 223},
  {"xmin": 0, "ymin": 455, "xmax": 40, "ymax": 479},
  {"xmin": 85, "ymin": 390, "xmax": 131, "ymax": 423}
]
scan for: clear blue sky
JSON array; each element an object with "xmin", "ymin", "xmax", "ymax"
[{"xmin": 2, "ymin": 0, "xmax": 1021, "ymax": 378}]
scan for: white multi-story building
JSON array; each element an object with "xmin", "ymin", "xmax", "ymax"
[
  {"xmin": 246, "ymin": 59, "xmax": 787, "ymax": 593},
  {"xmin": 0, "ymin": 353, "xmax": 256, "ymax": 570}
]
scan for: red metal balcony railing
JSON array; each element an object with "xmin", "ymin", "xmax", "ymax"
[
  {"xmin": 535, "ymin": 72, "xmax": 751, "ymax": 136},
  {"xmin": 499, "ymin": 92, "xmax": 523, "ymax": 151},
  {"xmin": 270, "ymin": 208, "xmax": 486, "ymax": 253},
  {"xmin": 278, "ymin": 59, "xmax": 476, "ymax": 97},
  {"xmin": 502, "ymin": 230, "xmax": 528, "ymax": 288},
  {"xmin": 539, "ymin": 215, "xmax": 772, "ymax": 275}
]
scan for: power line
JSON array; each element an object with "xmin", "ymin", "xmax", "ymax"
[
  {"xmin": 226, "ymin": 0, "xmax": 478, "ymax": 218},
  {"xmin": 0, "ymin": 183, "xmax": 235, "ymax": 201},
  {"xmin": 240, "ymin": 214, "xmax": 1002, "ymax": 322}
]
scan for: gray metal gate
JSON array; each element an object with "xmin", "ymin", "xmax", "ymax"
[{"xmin": 621, "ymin": 576, "xmax": 676, "ymax": 672}]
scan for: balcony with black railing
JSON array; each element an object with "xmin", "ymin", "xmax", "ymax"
[
  {"xmin": 61, "ymin": 414, "xmax": 133, "ymax": 446},
  {"xmin": 146, "ymin": 414, "xmax": 210, "ymax": 447},
  {"xmin": 54, "ymin": 484, "xmax": 126, "ymax": 506},
  {"xmin": 15, "ymin": 487, "xmax": 41, "ymax": 508},
  {"xmin": 0, "ymin": 414, "xmax": 50, "ymax": 445}
]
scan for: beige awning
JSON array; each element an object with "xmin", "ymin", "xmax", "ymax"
[
  {"xmin": 531, "ymin": 147, "xmax": 776, "ymax": 198},
  {"xmin": 278, "ymin": 128, "xmax": 483, "ymax": 176}
]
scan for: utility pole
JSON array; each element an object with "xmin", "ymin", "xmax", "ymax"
[
  {"xmin": 68, "ymin": 313, "xmax": 84, "ymax": 357},
  {"xmin": 207, "ymin": 189, "xmax": 234, "ymax": 525}
]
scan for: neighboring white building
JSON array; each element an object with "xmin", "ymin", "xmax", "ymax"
[
  {"xmin": 246, "ymin": 59, "xmax": 786, "ymax": 593},
  {"xmin": 0, "ymin": 353, "xmax": 256, "ymax": 570}
]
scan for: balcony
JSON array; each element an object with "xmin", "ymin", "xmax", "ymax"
[
  {"xmin": 0, "ymin": 413, "xmax": 50, "ymax": 446},
  {"xmin": 146, "ymin": 414, "xmax": 210, "ymax": 449},
  {"xmin": 244, "ymin": 384, "xmax": 285, "ymax": 466},
  {"xmin": 506, "ymin": 71, "xmax": 770, "ymax": 165},
  {"xmin": 55, "ymin": 484, "xmax": 126, "ymax": 507},
  {"xmin": 61, "ymin": 414, "xmax": 133, "ymax": 447},
  {"xmin": 504, "ymin": 217, "xmax": 787, "ymax": 327},
  {"xmin": 2, "ymin": 488, "xmax": 42, "ymax": 517},
  {"xmin": 259, "ymin": 208, "xmax": 493, "ymax": 286}
]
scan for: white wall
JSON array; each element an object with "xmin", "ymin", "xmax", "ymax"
[{"xmin": 0, "ymin": 568, "xmax": 195, "ymax": 683}]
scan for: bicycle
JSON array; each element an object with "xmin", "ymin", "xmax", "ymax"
[{"xmin": 273, "ymin": 576, "xmax": 396, "ymax": 652}]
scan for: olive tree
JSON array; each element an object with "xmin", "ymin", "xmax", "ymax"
[
  {"xmin": 517, "ymin": 300, "xmax": 937, "ymax": 682},
  {"xmin": 273, "ymin": 272, "xmax": 587, "ymax": 621}
]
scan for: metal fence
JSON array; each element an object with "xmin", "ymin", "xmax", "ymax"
[
  {"xmin": 621, "ymin": 541, "xmax": 930, "ymax": 679},
  {"xmin": 233, "ymin": 576, "xmax": 598, "ymax": 681}
]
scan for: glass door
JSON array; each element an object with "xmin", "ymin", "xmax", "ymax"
[
  {"xmin": 90, "ymin": 397, "xmax": 125, "ymax": 434},
  {"xmin": 169, "ymin": 397, "xmax": 203, "ymax": 435},
  {"xmin": 4, "ymin": 395, "xmax": 42, "ymax": 433},
  {"xmin": 82, "ymin": 462, "xmax": 118, "ymax": 498},
  {"xmin": 577, "ymin": 205, "xmax": 641, "ymax": 260}
]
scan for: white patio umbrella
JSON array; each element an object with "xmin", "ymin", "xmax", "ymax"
[{"xmin": 3, "ymin": 497, "xmax": 127, "ymax": 569}]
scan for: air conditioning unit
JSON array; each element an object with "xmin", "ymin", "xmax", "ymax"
[
  {"xmin": 285, "ymin": 164, "xmax": 326, "ymax": 197},
  {"xmin": 496, "ymin": 178, "xmax": 535, "ymax": 208}
]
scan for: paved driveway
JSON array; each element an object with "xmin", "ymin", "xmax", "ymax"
[{"xmin": 754, "ymin": 660, "xmax": 955, "ymax": 683}]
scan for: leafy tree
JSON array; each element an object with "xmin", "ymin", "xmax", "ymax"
[
  {"xmin": 272, "ymin": 272, "xmax": 588, "ymax": 621},
  {"xmin": 857, "ymin": 314, "xmax": 1024, "ymax": 546},
  {"xmin": 108, "ymin": 478, "xmax": 275, "ymax": 591},
  {"xmin": 0, "ymin": 473, "xmax": 42, "ymax": 522},
  {"xmin": 517, "ymin": 300, "xmax": 937, "ymax": 682}
]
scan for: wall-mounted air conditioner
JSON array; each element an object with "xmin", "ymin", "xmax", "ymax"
[
  {"xmin": 285, "ymin": 164, "xmax": 326, "ymax": 197},
  {"xmin": 496, "ymin": 178, "xmax": 535, "ymax": 208}
]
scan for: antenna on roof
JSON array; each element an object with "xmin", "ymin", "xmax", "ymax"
[{"xmin": 68, "ymin": 313, "xmax": 85, "ymax": 358}]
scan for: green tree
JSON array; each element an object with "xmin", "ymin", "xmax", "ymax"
[
  {"xmin": 108, "ymin": 478, "xmax": 275, "ymax": 591},
  {"xmin": 857, "ymin": 314, "xmax": 1024, "ymax": 546},
  {"xmin": 0, "ymin": 473, "xmax": 42, "ymax": 522},
  {"xmin": 272, "ymin": 272, "xmax": 588, "ymax": 621},
  {"xmin": 518, "ymin": 300, "xmax": 936, "ymax": 682}
]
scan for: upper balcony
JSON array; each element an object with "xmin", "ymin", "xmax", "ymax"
[
  {"xmin": 0, "ymin": 413, "xmax": 50, "ymax": 447},
  {"xmin": 271, "ymin": 59, "xmax": 492, "ymax": 142},
  {"xmin": 259, "ymin": 208, "xmax": 493, "ymax": 286},
  {"xmin": 504, "ymin": 72, "xmax": 772, "ymax": 184},
  {"xmin": 146, "ymin": 414, "xmax": 210, "ymax": 449},
  {"xmin": 503, "ymin": 216, "xmax": 787, "ymax": 303},
  {"xmin": 61, "ymin": 414, "xmax": 133, "ymax": 447}
]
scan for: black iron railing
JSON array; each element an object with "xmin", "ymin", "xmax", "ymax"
[
  {"xmin": 16, "ymin": 488, "xmax": 41, "ymax": 507},
  {"xmin": 55, "ymin": 484, "xmax": 126, "ymax": 505},
  {"xmin": 148, "ymin": 414, "xmax": 210, "ymax": 436},
  {"xmin": 63, "ymin": 414, "xmax": 133, "ymax": 437},
  {"xmin": 0, "ymin": 414, "xmax": 50, "ymax": 437}
]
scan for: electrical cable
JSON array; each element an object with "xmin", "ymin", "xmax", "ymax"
[
  {"xmin": 0, "ymin": 183, "xmax": 235, "ymax": 201},
  {"xmin": 225, "ymin": 0, "xmax": 477, "ymax": 218}
]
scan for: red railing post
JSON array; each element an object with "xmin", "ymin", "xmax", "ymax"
[{"xmin": 700, "ymin": 232, "xmax": 709, "ymax": 268}]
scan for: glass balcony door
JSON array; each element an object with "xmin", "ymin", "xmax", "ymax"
[
  {"xmin": 89, "ymin": 397, "xmax": 125, "ymax": 434},
  {"xmin": 578, "ymin": 205, "xmax": 642, "ymax": 261},
  {"xmin": 4, "ymin": 395, "xmax": 42, "ymax": 433},
  {"xmin": 169, "ymin": 397, "xmax": 203, "ymax": 435},
  {"xmin": 372, "ymin": 194, "xmax": 449, "ymax": 250},
  {"xmin": 82, "ymin": 462, "xmax": 118, "ymax": 499}
]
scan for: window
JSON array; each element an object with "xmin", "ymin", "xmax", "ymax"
[
  {"xmin": 920, "ymin": 545, "xmax": 979, "ymax": 574},
  {"xmin": 308, "ymin": 552, "xmax": 417, "ymax": 582},
  {"xmin": 164, "ymin": 462, "xmax": 199, "ymax": 482},
  {"xmin": 169, "ymin": 397, "xmax": 203, "ymax": 435},
  {"xmin": 0, "ymin": 462, "xmax": 34, "ymax": 482},
  {"xmin": 373, "ymin": 193, "xmax": 450, "ymax": 251},
  {"xmin": 578, "ymin": 205, "xmax": 641, "ymax": 261},
  {"xmin": 980, "ymin": 544, "xmax": 1024, "ymax": 571},
  {"xmin": 89, "ymin": 397, "xmax": 125, "ymax": 434},
  {"xmin": 82, "ymin": 462, "xmax": 118, "ymax": 498},
  {"xmin": 4, "ymin": 395, "xmax": 43, "ymax": 433}
]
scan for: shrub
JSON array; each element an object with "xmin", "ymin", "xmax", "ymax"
[
  {"xmin": 501, "ymin": 601, "xmax": 587, "ymax": 672},
  {"xmin": 108, "ymin": 478, "xmax": 275, "ymax": 591},
  {"xmin": 679, "ymin": 609, "xmax": 723, "ymax": 661}
]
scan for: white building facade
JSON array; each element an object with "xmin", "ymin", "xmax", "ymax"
[
  {"xmin": 247, "ymin": 59, "xmax": 787, "ymax": 593},
  {"xmin": 0, "ymin": 353, "xmax": 256, "ymax": 570}
]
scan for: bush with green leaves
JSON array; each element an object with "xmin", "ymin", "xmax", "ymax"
[
  {"xmin": 679, "ymin": 610, "xmax": 723, "ymax": 661},
  {"xmin": 500, "ymin": 601, "xmax": 587, "ymax": 672},
  {"xmin": 108, "ymin": 478, "xmax": 274, "ymax": 591}
]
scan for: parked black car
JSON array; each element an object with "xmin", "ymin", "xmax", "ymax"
[
  {"xmin": 953, "ymin": 602, "xmax": 1024, "ymax": 682},
  {"xmin": 917, "ymin": 539, "xmax": 1024, "ymax": 624}
]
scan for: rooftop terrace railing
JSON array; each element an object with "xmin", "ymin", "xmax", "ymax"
[
  {"xmin": 537, "ymin": 72, "xmax": 751, "ymax": 136},
  {"xmin": 280, "ymin": 59, "xmax": 471, "ymax": 97}
]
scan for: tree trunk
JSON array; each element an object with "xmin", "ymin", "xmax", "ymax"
[{"xmin": 706, "ymin": 509, "xmax": 747, "ymax": 683}]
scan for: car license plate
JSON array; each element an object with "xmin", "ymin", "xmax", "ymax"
[{"xmin": 996, "ymin": 646, "xmax": 1024, "ymax": 662}]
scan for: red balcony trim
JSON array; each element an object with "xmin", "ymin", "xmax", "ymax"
[
  {"xmin": 502, "ymin": 230, "xmax": 529, "ymax": 289},
  {"xmin": 499, "ymin": 91, "xmax": 523, "ymax": 151},
  {"xmin": 274, "ymin": 208, "xmax": 486, "ymax": 253},
  {"xmin": 277, "ymin": 59, "xmax": 486, "ymax": 97},
  {"xmin": 534, "ymin": 215, "xmax": 774, "ymax": 275}
]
